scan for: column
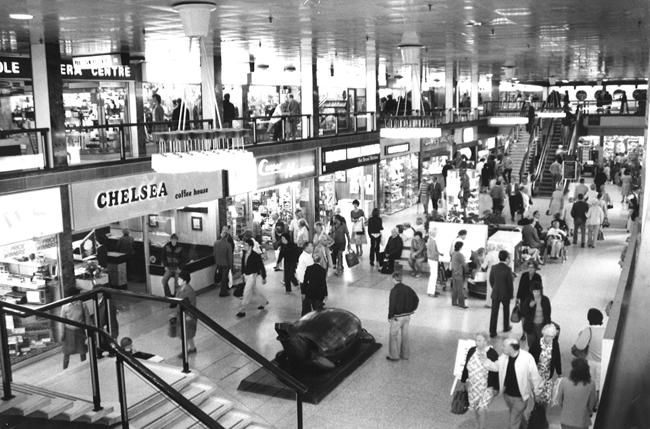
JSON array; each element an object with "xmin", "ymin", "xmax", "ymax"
[
  {"xmin": 300, "ymin": 38, "xmax": 317, "ymax": 138},
  {"xmin": 365, "ymin": 38, "xmax": 378, "ymax": 131},
  {"xmin": 200, "ymin": 39, "xmax": 222, "ymax": 127},
  {"xmin": 445, "ymin": 58, "xmax": 455, "ymax": 110},
  {"xmin": 491, "ymin": 78, "xmax": 500, "ymax": 102},
  {"xmin": 30, "ymin": 18, "xmax": 67, "ymax": 167},
  {"xmin": 470, "ymin": 61, "xmax": 479, "ymax": 109}
]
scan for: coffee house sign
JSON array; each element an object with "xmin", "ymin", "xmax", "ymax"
[{"xmin": 255, "ymin": 150, "xmax": 317, "ymax": 189}]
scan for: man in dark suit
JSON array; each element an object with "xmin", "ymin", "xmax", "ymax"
[{"xmin": 488, "ymin": 250, "xmax": 514, "ymax": 338}]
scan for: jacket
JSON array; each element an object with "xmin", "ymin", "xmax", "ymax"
[
  {"xmin": 410, "ymin": 237, "xmax": 426, "ymax": 259},
  {"xmin": 213, "ymin": 238, "xmax": 233, "ymax": 267},
  {"xmin": 516, "ymin": 272, "xmax": 542, "ymax": 301},
  {"xmin": 301, "ymin": 264, "xmax": 328, "ymax": 301},
  {"xmin": 384, "ymin": 235, "xmax": 404, "ymax": 259},
  {"xmin": 428, "ymin": 182, "xmax": 442, "ymax": 200},
  {"xmin": 496, "ymin": 350, "xmax": 543, "ymax": 401},
  {"xmin": 521, "ymin": 295, "xmax": 552, "ymax": 334},
  {"xmin": 296, "ymin": 251, "xmax": 314, "ymax": 283},
  {"xmin": 489, "ymin": 263, "xmax": 514, "ymax": 301},
  {"xmin": 426, "ymin": 236, "xmax": 440, "ymax": 261},
  {"xmin": 450, "ymin": 251, "xmax": 467, "ymax": 280},
  {"xmin": 571, "ymin": 200, "xmax": 589, "ymax": 223},
  {"xmin": 162, "ymin": 242, "xmax": 185, "ymax": 269},
  {"xmin": 367, "ymin": 216, "xmax": 383, "ymax": 235},
  {"xmin": 281, "ymin": 242, "xmax": 300, "ymax": 268},
  {"xmin": 388, "ymin": 283, "xmax": 419, "ymax": 319},
  {"xmin": 521, "ymin": 224, "xmax": 543, "ymax": 248},
  {"xmin": 461, "ymin": 346, "xmax": 499, "ymax": 391},
  {"xmin": 529, "ymin": 338, "xmax": 562, "ymax": 378},
  {"xmin": 96, "ymin": 297, "xmax": 119, "ymax": 338},
  {"xmin": 242, "ymin": 250, "xmax": 267, "ymax": 279},
  {"xmin": 586, "ymin": 204, "xmax": 604, "ymax": 226}
]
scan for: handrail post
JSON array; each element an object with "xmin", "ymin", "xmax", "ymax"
[
  {"xmin": 0, "ymin": 308, "xmax": 14, "ymax": 400},
  {"xmin": 91, "ymin": 295, "xmax": 101, "ymax": 357},
  {"xmin": 281, "ymin": 117, "xmax": 286, "ymax": 141},
  {"xmin": 86, "ymin": 328, "xmax": 103, "ymax": 411},
  {"xmin": 105, "ymin": 294, "xmax": 114, "ymax": 338},
  {"xmin": 296, "ymin": 393, "xmax": 303, "ymax": 429},
  {"xmin": 252, "ymin": 118, "xmax": 257, "ymax": 145},
  {"xmin": 179, "ymin": 306, "xmax": 190, "ymax": 373},
  {"xmin": 119, "ymin": 121, "xmax": 126, "ymax": 160},
  {"xmin": 115, "ymin": 357, "xmax": 129, "ymax": 429}
]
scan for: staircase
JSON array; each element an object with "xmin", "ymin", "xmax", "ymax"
[
  {"xmin": 0, "ymin": 360, "xmax": 272, "ymax": 429},
  {"xmin": 508, "ymin": 128, "xmax": 530, "ymax": 182},
  {"xmin": 536, "ymin": 120, "xmax": 564, "ymax": 196}
]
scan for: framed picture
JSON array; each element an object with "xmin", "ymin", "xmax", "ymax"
[
  {"xmin": 148, "ymin": 214, "xmax": 159, "ymax": 228},
  {"xmin": 191, "ymin": 216, "xmax": 203, "ymax": 231}
]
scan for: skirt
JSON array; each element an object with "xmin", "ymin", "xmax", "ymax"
[
  {"xmin": 353, "ymin": 233, "xmax": 367, "ymax": 245},
  {"xmin": 62, "ymin": 327, "xmax": 87, "ymax": 355}
]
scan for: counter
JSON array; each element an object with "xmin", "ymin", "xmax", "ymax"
[{"xmin": 149, "ymin": 242, "xmax": 216, "ymax": 296}]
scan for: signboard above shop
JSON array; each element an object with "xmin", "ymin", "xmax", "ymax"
[
  {"xmin": 0, "ymin": 56, "xmax": 32, "ymax": 79},
  {"xmin": 0, "ymin": 56, "xmax": 134, "ymax": 81},
  {"xmin": 384, "ymin": 142, "xmax": 410, "ymax": 156},
  {"xmin": 0, "ymin": 188, "xmax": 63, "ymax": 246},
  {"xmin": 255, "ymin": 150, "xmax": 317, "ymax": 189},
  {"xmin": 60, "ymin": 60, "xmax": 133, "ymax": 81},
  {"xmin": 72, "ymin": 54, "xmax": 122, "ymax": 69},
  {"xmin": 322, "ymin": 143, "xmax": 380, "ymax": 174},
  {"xmin": 69, "ymin": 172, "xmax": 225, "ymax": 231}
]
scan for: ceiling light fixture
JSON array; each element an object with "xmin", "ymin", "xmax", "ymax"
[
  {"xmin": 9, "ymin": 13, "xmax": 33, "ymax": 20},
  {"xmin": 172, "ymin": 1, "xmax": 216, "ymax": 38},
  {"xmin": 464, "ymin": 5, "xmax": 474, "ymax": 10},
  {"xmin": 494, "ymin": 8, "xmax": 531, "ymax": 16}
]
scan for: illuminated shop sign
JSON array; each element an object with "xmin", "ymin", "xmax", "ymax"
[
  {"xmin": 60, "ymin": 60, "xmax": 133, "ymax": 81},
  {"xmin": 256, "ymin": 150, "xmax": 317, "ymax": 189},
  {"xmin": 384, "ymin": 143, "xmax": 410, "ymax": 156},
  {"xmin": 321, "ymin": 143, "xmax": 380, "ymax": 173},
  {"xmin": 72, "ymin": 54, "xmax": 122, "ymax": 70},
  {"xmin": 0, "ymin": 188, "xmax": 63, "ymax": 246},
  {"xmin": 463, "ymin": 127, "xmax": 475, "ymax": 143},
  {"xmin": 0, "ymin": 56, "xmax": 32, "ymax": 79}
]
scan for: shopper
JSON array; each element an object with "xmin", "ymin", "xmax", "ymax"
[
  {"xmin": 272, "ymin": 215, "xmax": 287, "ymax": 271},
  {"xmin": 350, "ymin": 199, "xmax": 366, "ymax": 257},
  {"xmin": 508, "ymin": 183, "xmax": 525, "ymax": 223},
  {"xmin": 330, "ymin": 214, "xmax": 351, "ymax": 276},
  {"xmin": 620, "ymin": 168, "xmax": 632, "ymax": 201},
  {"xmin": 301, "ymin": 252, "xmax": 328, "ymax": 316},
  {"xmin": 296, "ymin": 242, "xmax": 314, "ymax": 291},
  {"xmin": 116, "ymin": 228, "xmax": 135, "ymax": 280},
  {"xmin": 161, "ymin": 234, "xmax": 185, "ymax": 299},
  {"xmin": 572, "ymin": 308, "xmax": 605, "ymax": 395},
  {"xmin": 280, "ymin": 233, "xmax": 299, "ymax": 293},
  {"xmin": 312, "ymin": 221, "xmax": 334, "ymax": 271},
  {"xmin": 426, "ymin": 227, "xmax": 441, "ymax": 297},
  {"xmin": 289, "ymin": 209, "xmax": 304, "ymax": 244},
  {"xmin": 213, "ymin": 229, "xmax": 233, "ymax": 297},
  {"xmin": 236, "ymin": 239, "xmax": 268, "ymax": 318},
  {"xmin": 548, "ymin": 185, "xmax": 565, "ymax": 218},
  {"xmin": 449, "ymin": 229, "xmax": 468, "ymax": 257},
  {"xmin": 386, "ymin": 271, "xmax": 419, "ymax": 361},
  {"xmin": 546, "ymin": 219, "xmax": 568, "ymax": 259},
  {"xmin": 428, "ymin": 176, "xmax": 443, "ymax": 212},
  {"xmin": 503, "ymin": 154, "xmax": 513, "ymax": 184},
  {"xmin": 573, "ymin": 178, "xmax": 589, "ymax": 201},
  {"xmin": 549, "ymin": 157, "xmax": 563, "ymax": 188},
  {"xmin": 586, "ymin": 199, "xmax": 604, "ymax": 248},
  {"xmin": 151, "ymin": 93, "xmax": 165, "ymax": 132},
  {"xmin": 460, "ymin": 332, "xmax": 499, "ymax": 429},
  {"xmin": 489, "ymin": 250, "xmax": 514, "ymax": 338},
  {"xmin": 222, "ymin": 93, "xmax": 236, "ymax": 128},
  {"xmin": 367, "ymin": 208, "xmax": 383, "ymax": 268},
  {"xmin": 408, "ymin": 231, "xmax": 427, "ymax": 278},
  {"xmin": 556, "ymin": 358, "xmax": 598, "ymax": 429},
  {"xmin": 175, "ymin": 270, "xmax": 197, "ymax": 355},
  {"xmin": 95, "ymin": 290, "xmax": 119, "ymax": 357},
  {"xmin": 571, "ymin": 194, "xmax": 589, "ymax": 248},
  {"xmin": 379, "ymin": 228, "xmax": 404, "ymax": 275},
  {"xmin": 490, "ymin": 180, "xmax": 505, "ymax": 214},
  {"xmin": 450, "ymin": 241, "xmax": 468, "ymax": 308},
  {"xmin": 296, "ymin": 219, "xmax": 310, "ymax": 248},
  {"xmin": 521, "ymin": 282, "xmax": 551, "ymax": 348},
  {"xmin": 481, "ymin": 338, "xmax": 543, "ymax": 429},
  {"xmin": 529, "ymin": 323, "xmax": 562, "ymax": 425},
  {"xmin": 60, "ymin": 288, "xmax": 90, "ymax": 369}
]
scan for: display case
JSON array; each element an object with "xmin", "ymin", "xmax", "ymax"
[{"xmin": 379, "ymin": 154, "xmax": 419, "ymax": 215}]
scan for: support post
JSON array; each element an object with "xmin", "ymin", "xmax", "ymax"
[
  {"xmin": 0, "ymin": 309, "xmax": 13, "ymax": 400},
  {"xmin": 115, "ymin": 357, "xmax": 129, "ymax": 428},
  {"xmin": 296, "ymin": 393, "xmax": 303, "ymax": 429},
  {"xmin": 86, "ymin": 329, "xmax": 102, "ymax": 411},
  {"xmin": 179, "ymin": 307, "xmax": 190, "ymax": 373}
]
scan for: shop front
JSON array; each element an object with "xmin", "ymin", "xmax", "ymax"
[
  {"xmin": 379, "ymin": 139, "xmax": 420, "ymax": 215},
  {"xmin": 0, "ymin": 188, "xmax": 64, "ymax": 362},
  {"xmin": 320, "ymin": 142, "xmax": 380, "ymax": 224},
  {"xmin": 69, "ymin": 171, "xmax": 226, "ymax": 296},
  {"xmin": 420, "ymin": 136, "xmax": 452, "ymax": 182},
  {"xmin": 0, "ymin": 56, "xmax": 34, "ymax": 130},
  {"xmin": 223, "ymin": 149, "xmax": 318, "ymax": 250}
]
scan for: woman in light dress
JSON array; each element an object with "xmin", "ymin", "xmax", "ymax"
[{"xmin": 460, "ymin": 332, "xmax": 499, "ymax": 429}]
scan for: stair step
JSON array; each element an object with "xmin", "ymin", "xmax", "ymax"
[
  {"xmin": 76, "ymin": 405, "xmax": 115, "ymax": 424},
  {"xmin": 162, "ymin": 397, "xmax": 234, "ymax": 429},
  {"xmin": 3, "ymin": 396, "xmax": 50, "ymax": 416},
  {"xmin": 29, "ymin": 397, "xmax": 74, "ymax": 419},
  {"xmin": 52, "ymin": 401, "xmax": 95, "ymax": 421},
  {"xmin": 214, "ymin": 410, "xmax": 252, "ymax": 429},
  {"xmin": 126, "ymin": 373, "xmax": 199, "ymax": 421},
  {"xmin": 132, "ymin": 384, "xmax": 213, "ymax": 429},
  {"xmin": 0, "ymin": 394, "xmax": 29, "ymax": 414}
]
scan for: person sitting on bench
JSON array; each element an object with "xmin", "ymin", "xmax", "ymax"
[{"xmin": 379, "ymin": 228, "xmax": 404, "ymax": 274}]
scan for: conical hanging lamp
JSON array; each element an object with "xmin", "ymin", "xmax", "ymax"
[{"xmin": 172, "ymin": 1, "xmax": 216, "ymax": 38}]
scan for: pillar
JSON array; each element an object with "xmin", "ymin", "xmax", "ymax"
[
  {"xmin": 200, "ymin": 40, "xmax": 222, "ymax": 127},
  {"xmin": 445, "ymin": 58, "xmax": 455, "ymax": 110},
  {"xmin": 470, "ymin": 61, "xmax": 479, "ymax": 109},
  {"xmin": 58, "ymin": 186, "xmax": 75, "ymax": 296},
  {"xmin": 491, "ymin": 78, "xmax": 500, "ymax": 102},
  {"xmin": 300, "ymin": 38, "xmax": 318, "ymax": 138},
  {"xmin": 365, "ymin": 40, "xmax": 378, "ymax": 130}
]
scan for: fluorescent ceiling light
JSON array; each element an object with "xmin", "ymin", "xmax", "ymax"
[
  {"xmin": 380, "ymin": 128, "xmax": 442, "ymax": 139},
  {"xmin": 490, "ymin": 17, "xmax": 515, "ymax": 25},
  {"xmin": 488, "ymin": 117, "xmax": 529, "ymax": 126},
  {"xmin": 9, "ymin": 13, "xmax": 33, "ymax": 20},
  {"xmin": 536, "ymin": 111, "xmax": 565, "ymax": 118},
  {"xmin": 464, "ymin": 5, "xmax": 474, "ymax": 10},
  {"xmin": 495, "ymin": 8, "xmax": 531, "ymax": 16}
]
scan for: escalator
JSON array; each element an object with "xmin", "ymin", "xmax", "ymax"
[{"xmin": 534, "ymin": 119, "xmax": 566, "ymax": 196}]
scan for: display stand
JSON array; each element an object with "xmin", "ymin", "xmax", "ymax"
[{"xmin": 106, "ymin": 251, "xmax": 128, "ymax": 289}]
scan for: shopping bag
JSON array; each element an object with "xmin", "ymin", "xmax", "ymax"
[
  {"xmin": 168, "ymin": 316, "xmax": 178, "ymax": 338},
  {"xmin": 597, "ymin": 229, "xmax": 604, "ymax": 241},
  {"xmin": 510, "ymin": 304, "xmax": 522, "ymax": 324},
  {"xmin": 450, "ymin": 389, "xmax": 469, "ymax": 414},
  {"xmin": 345, "ymin": 251, "xmax": 359, "ymax": 268}
]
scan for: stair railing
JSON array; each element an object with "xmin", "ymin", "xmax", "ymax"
[
  {"xmin": 518, "ymin": 118, "xmax": 539, "ymax": 183},
  {"xmin": 560, "ymin": 107, "xmax": 583, "ymax": 190},
  {"xmin": 0, "ymin": 298, "xmax": 224, "ymax": 429},
  {"xmin": 530, "ymin": 118, "xmax": 555, "ymax": 193},
  {"xmin": 4, "ymin": 287, "xmax": 308, "ymax": 429}
]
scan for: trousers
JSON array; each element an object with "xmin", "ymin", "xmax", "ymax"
[
  {"xmin": 427, "ymin": 260, "xmax": 438, "ymax": 295},
  {"xmin": 388, "ymin": 315, "xmax": 411, "ymax": 359},
  {"xmin": 503, "ymin": 394, "xmax": 528, "ymax": 429},
  {"xmin": 369, "ymin": 235, "xmax": 381, "ymax": 265},
  {"xmin": 451, "ymin": 277, "xmax": 466, "ymax": 307},
  {"xmin": 490, "ymin": 299, "xmax": 511, "ymax": 336},
  {"xmin": 239, "ymin": 274, "xmax": 267, "ymax": 312},
  {"xmin": 587, "ymin": 224, "xmax": 600, "ymax": 247},
  {"xmin": 161, "ymin": 268, "xmax": 179, "ymax": 297},
  {"xmin": 573, "ymin": 221, "xmax": 586, "ymax": 245}
]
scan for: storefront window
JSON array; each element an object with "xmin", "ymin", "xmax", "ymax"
[
  {"xmin": 379, "ymin": 154, "xmax": 419, "ymax": 215},
  {"xmin": 319, "ymin": 165, "xmax": 376, "ymax": 224}
]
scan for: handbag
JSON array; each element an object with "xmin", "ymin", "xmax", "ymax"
[
  {"xmin": 451, "ymin": 388, "xmax": 469, "ymax": 414},
  {"xmin": 510, "ymin": 304, "xmax": 522, "ymax": 324},
  {"xmin": 597, "ymin": 229, "xmax": 604, "ymax": 241},
  {"xmin": 571, "ymin": 327, "xmax": 591, "ymax": 359},
  {"xmin": 345, "ymin": 251, "xmax": 359, "ymax": 268},
  {"xmin": 168, "ymin": 316, "xmax": 178, "ymax": 338}
]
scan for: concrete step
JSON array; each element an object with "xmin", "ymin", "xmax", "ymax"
[
  {"xmin": 76, "ymin": 405, "xmax": 115, "ymax": 424},
  {"xmin": 162, "ymin": 396, "xmax": 234, "ymax": 429},
  {"xmin": 0, "ymin": 395, "xmax": 30, "ymax": 414},
  {"xmin": 52, "ymin": 401, "xmax": 95, "ymax": 421},
  {"xmin": 125, "ymin": 372, "xmax": 199, "ymax": 421},
  {"xmin": 214, "ymin": 409, "xmax": 252, "ymax": 429},
  {"xmin": 132, "ymin": 383, "xmax": 213, "ymax": 429},
  {"xmin": 29, "ymin": 397, "xmax": 74, "ymax": 419},
  {"xmin": 3, "ymin": 396, "xmax": 50, "ymax": 416}
]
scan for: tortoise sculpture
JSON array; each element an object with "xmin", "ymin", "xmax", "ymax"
[{"xmin": 275, "ymin": 308, "xmax": 374, "ymax": 370}]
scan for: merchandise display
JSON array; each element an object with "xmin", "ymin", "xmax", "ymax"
[
  {"xmin": 319, "ymin": 166, "xmax": 376, "ymax": 223},
  {"xmin": 379, "ymin": 154, "xmax": 418, "ymax": 215}
]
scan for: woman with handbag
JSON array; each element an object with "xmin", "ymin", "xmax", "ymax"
[
  {"xmin": 236, "ymin": 239, "xmax": 268, "ymax": 318},
  {"xmin": 60, "ymin": 288, "xmax": 91, "ymax": 369},
  {"xmin": 460, "ymin": 332, "xmax": 499, "ymax": 429},
  {"xmin": 529, "ymin": 323, "xmax": 563, "ymax": 429},
  {"xmin": 330, "ymin": 215, "xmax": 351, "ymax": 276},
  {"xmin": 571, "ymin": 308, "xmax": 605, "ymax": 395},
  {"xmin": 450, "ymin": 241, "xmax": 469, "ymax": 309},
  {"xmin": 350, "ymin": 199, "xmax": 367, "ymax": 257},
  {"xmin": 174, "ymin": 270, "xmax": 197, "ymax": 356},
  {"xmin": 556, "ymin": 358, "xmax": 598, "ymax": 429},
  {"xmin": 521, "ymin": 282, "xmax": 551, "ymax": 347}
]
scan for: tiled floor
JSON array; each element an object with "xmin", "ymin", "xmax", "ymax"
[{"xmin": 14, "ymin": 181, "xmax": 628, "ymax": 429}]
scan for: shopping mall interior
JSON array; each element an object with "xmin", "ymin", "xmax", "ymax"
[{"xmin": 0, "ymin": 0, "xmax": 649, "ymax": 428}]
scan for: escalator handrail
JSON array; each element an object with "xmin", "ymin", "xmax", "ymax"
[
  {"xmin": 518, "ymin": 118, "xmax": 538, "ymax": 182},
  {"xmin": 35, "ymin": 287, "xmax": 308, "ymax": 394},
  {"xmin": 0, "ymin": 300, "xmax": 224, "ymax": 429},
  {"xmin": 531, "ymin": 118, "xmax": 554, "ymax": 187}
]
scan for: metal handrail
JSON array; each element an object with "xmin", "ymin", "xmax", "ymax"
[
  {"xmin": 0, "ymin": 127, "xmax": 50, "ymax": 138},
  {"xmin": 530, "ymin": 118, "xmax": 554, "ymax": 191},
  {"xmin": 0, "ymin": 299, "xmax": 223, "ymax": 429},
  {"xmin": 518, "ymin": 118, "xmax": 539, "ymax": 182}
]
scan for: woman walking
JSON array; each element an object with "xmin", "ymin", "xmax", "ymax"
[
  {"xmin": 330, "ymin": 214, "xmax": 351, "ymax": 276},
  {"xmin": 367, "ymin": 208, "xmax": 383, "ymax": 268},
  {"xmin": 280, "ymin": 233, "xmax": 300, "ymax": 293},
  {"xmin": 529, "ymin": 323, "xmax": 562, "ymax": 427},
  {"xmin": 516, "ymin": 261, "xmax": 542, "ymax": 339},
  {"xmin": 175, "ymin": 270, "xmax": 197, "ymax": 355},
  {"xmin": 60, "ymin": 288, "xmax": 91, "ymax": 369},
  {"xmin": 450, "ymin": 241, "xmax": 468, "ymax": 308},
  {"xmin": 350, "ymin": 199, "xmax": 366, "ymax": 257},
  {"xmin": 556, "ymin": 358, "xmax": 598, "ymax": 429},
  {"xmin": 312, "ymin": 221, "xmax": 333, "ymax": 272},
  {"xmin": 236, "ymin": 239, "xmax": 268, "ymax": 318},
  {"xmin": 548, "ymin": 185, "xmax": 565, "ymax": 218},
  {"xmin": 620, "ymin": 168, "xmax": 632, "ymax": 202},
  {"xmin": 460, "ymin": 332, "xmax": 499, "ymax": 429},
  {"xmin": 521, "ymin": 282, "xmax": 551, "ymax": 347}
]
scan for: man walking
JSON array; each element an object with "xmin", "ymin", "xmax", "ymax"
[
  {"xmin": 301, "ymin": 253, "xmax": 328, "ymax": 315},
  {"xmin": 571, "ymin": 193, "xmax": 589, "ymax": 248},
  {"xmin": 490, "ymin": 180, "xmax": 505, "ymax": 214},
  {"xmin": 223, "ymin": 93, "xmax": 236, "ymax": 128},
  {"xmin": 386, "ymin": 271, "xmax": 419, "ymax": 361},
  {"xmin": 428, "ymin": 176, "xmax": 443, "ymax": 212},
  {"xmin": 426, "ymin": 228, "xmax": 440, "ymax": 297},
  {"xmin": 488, "ymin": 250, "xmax": 514, "ymax": 338},
  {"xmin": 549, "ymin": 157, "xmax": 563, "ymax": 188},
  {"xmin": 213, "ymin": 229, "xmax": 233, "ymax": 297},
  {"xmin": 482, "ymin": 338, "xmax": 542, "ymax": 429},
  {"xmin": 161, "ymin": 234, "xmax": 185, "ymax": 299},
  {"xmin": 573, "ymin": 177, "xmax": 589, "ymax": 201}
]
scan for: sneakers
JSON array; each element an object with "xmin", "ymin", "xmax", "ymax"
[{"xmin": 258, "ymin": 301, "xmax": 269, "ymax": 310}]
